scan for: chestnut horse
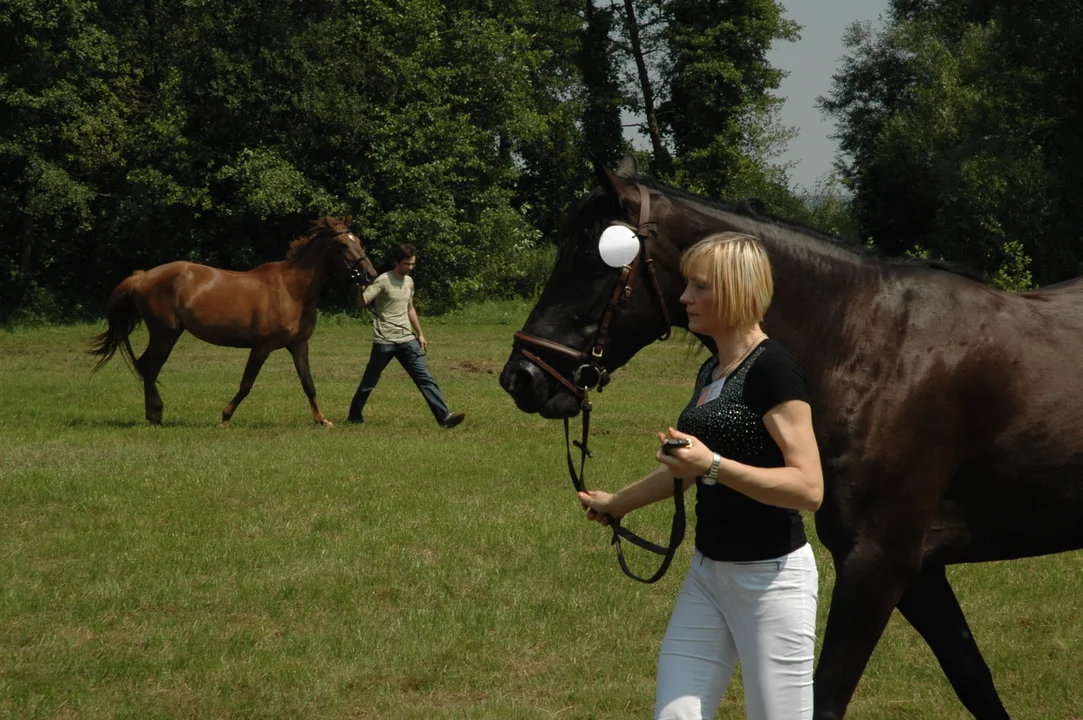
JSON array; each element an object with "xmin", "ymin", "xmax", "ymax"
[
  {"xmin": 90, "ymin": 216, "xmax": 376, "ymax": 426},
  {"xmin": 500, "ymin": 156, "xmax": 1083, "ymax": 719}
]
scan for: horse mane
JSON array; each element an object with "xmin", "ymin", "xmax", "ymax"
[
  {"xmin": 286, "ymin": 216, "xmax": 346, "ymax": 261},
  {"xmin": 635, "ymin": 176, "xmax": 989, "ymax": 284}
]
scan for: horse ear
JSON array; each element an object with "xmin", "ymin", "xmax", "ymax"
[
  {"xmin": 736, "ymin": 199, "xmax": 766, "ymax": 218},
  {"xmin": 592, "ymin": 154, "xmax": 639, "ymax": 209},
  {"xmin": 615, "ymin": 153, "xmax": 638, "ymax": 179}
]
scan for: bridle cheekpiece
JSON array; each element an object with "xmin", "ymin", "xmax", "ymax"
[
  {"xmin": 512, "ymin": 183, "xmax": 685, "ymax": 584},
  {"xmin": 513, "ymin": 183, "xmax": 671, "ymax": 403},
  {"xmin": 331, "ymin": 228, "xmax": 371, "ymax": 284}
]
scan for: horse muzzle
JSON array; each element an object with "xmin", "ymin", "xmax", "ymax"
[
  {"xmin": 499, "ymin": 355, "xmax": 581, "ymax": 418},
  {"xmin": 500, "ymin": 355, "xmax": 549, "ymax": 413}
]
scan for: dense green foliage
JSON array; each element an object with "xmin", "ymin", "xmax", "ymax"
[
  {"xmin": 5, "ymin": 0, "xmax": 1081, "ymax": 322},
  {"xmin": 820, "ymin": 0, "xmax": 1083, "ymax": 288},
  {"xmin": 1, "ymin": 0, "xmax": 821, "ymax": 323},
  {"xmin": 0, "ymin": 0, "xmax": 585, "ymax": 320},
  {"xmin": 662, "ymin": 0, "xmax": 800, "ymax": 207}
]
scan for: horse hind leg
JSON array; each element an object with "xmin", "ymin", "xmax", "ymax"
[
  {"xmin": 220, "ymin": 347, "xmax": 271, "ymax": 427},
  {"xmin": 137, "ymin": 324, "xmax": 184, "ymax": 425},
  {"xmin": 896, "ymin": 564, "xmax": 1010, "ymax": 719}
]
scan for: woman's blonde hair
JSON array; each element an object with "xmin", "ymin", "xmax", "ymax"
[{"xmin": 680, "ymin": 232, "xmax": 773, "ymax": 327}]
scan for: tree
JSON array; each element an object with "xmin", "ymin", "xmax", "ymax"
[
  {"xmin": 0, "ymin": 0, "xmax": 137, "ymax": 318},
  {"xmin": 0, "ymin": 0, "xmax": 584, "ymax": 319},
  {"xmin": 660, "ymin": 0, "xmax": 799, "ymax": 200},
  {"xmin": 615, "ymin": 0, "xmax": 672, "ymax": 173},
  {"xmin": 0, "ymin": 0, "xmax": 824, "ymax": 321},
  {"xmin": 580, "ymin": 1, "xmax": 626, "ymax": 167},
  {"xmin": 820, "ymin": 0, "xmax": 1083, "ymax": 287}
]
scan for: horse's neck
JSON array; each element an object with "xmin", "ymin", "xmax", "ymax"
[
  {"xmin": 283, "ymin": 243, "xmax": 331, "ymax": 304},
  {"xmin": 669, "ymin": 207, "xmax": 876, "ymax": 381},
  {"xmin": 761, "ymin": 227, "xmax": 880, "ymax": 381}
]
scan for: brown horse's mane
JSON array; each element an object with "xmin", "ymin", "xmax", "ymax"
[{"xmin": 285, "ymin": 216, "xmax": 348, "ymax": 261}]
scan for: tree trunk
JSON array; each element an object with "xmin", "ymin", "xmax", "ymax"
[
  {"xmin": 621, "ymin": 0, "xmax": 671, "ymax": 174},
  {"xmin": 19, "ymin": 212, "xmax": 33, "ymax": 279}
]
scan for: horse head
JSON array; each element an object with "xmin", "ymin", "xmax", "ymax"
[
  {"xmin": 319, "ymin": 217, "xmax": 377, "ymax": 285},
  {"xmin": 501, "ymin": 155, "xmax": 695, "ymax": 418}
]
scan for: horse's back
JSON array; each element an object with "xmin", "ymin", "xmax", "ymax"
[
  {"xmin": 138, "ymin": 260, "xmax": 263, "ymax": 286},
  {"xmin": 129, "ymin": 261, "xmax": 199, "ymax": 323},
  {"xmin": 907, "ymin": 277, "xmax": 1083, "ymax": 442},
  {"xmin": 132, "ymin": 260, "xmax": 296, "ymax": 347},
  {"xmin": 1027, "ymin": 274, "xmax": 1083, "ymax": 294}
]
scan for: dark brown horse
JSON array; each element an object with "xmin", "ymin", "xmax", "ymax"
[
  {"xmin": 90, "ymin": 216, "xmax": 377, "ymax": 426},
  {"xmin": 500, "ymin": 156, "xmax": 1083, "ymax": 719}
]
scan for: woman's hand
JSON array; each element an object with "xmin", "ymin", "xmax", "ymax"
[
  {"xmin": 577, "ymin": 490, "xmax": 621, "ymax": 526},
  {"xmin": 655, "ymin": 427, "xmax": 714, "ymax": 479}
]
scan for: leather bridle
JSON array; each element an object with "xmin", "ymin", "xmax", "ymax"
[
  {"xmin": 331, "ymin": 229, "xmax": 372, "ymax": 284},
  {"xmin": 512, "ymin": 184, "xmax": 686, "ymax": 584},
  {"xmin": 513, "ymin": 184, "xmax": 671, "ymax": 402}
]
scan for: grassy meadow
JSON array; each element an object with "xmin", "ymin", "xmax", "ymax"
[{"xmin": 1, "ymin": 300, "xmax": 1081, "ymax": 719}]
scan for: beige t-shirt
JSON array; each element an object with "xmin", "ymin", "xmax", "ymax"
[{"xmin": 363, "ymin": 271, "xmax": 415, "ymax": 344}]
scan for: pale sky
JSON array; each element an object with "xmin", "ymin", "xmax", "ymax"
[{"xmin": 768, "ymin": 1, "xmax": 890, "ymax": 191}]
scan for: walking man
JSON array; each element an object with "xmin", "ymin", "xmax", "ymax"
[{"xmin": 347, "ymin": 244, "xmax": 465, "ymax": 428}]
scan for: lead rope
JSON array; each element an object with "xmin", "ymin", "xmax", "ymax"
[
  {"xmin": 565, "ymin": 391, "xmax": 687, "ymax": 584},
  {"xmin": 522, "ymin": 182, "xmax": 685, "ymax": 582}
]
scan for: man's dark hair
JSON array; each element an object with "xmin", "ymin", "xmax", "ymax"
[{"xmin": 392, "ymin": 244, "xmax": 417, "ymax": 263}]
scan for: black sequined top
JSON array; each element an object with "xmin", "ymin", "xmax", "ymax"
[{"xmin": 676, "ymin": 338, "xmax": 810, "ymax": 562}]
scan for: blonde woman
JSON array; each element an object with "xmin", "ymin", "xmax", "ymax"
[{"xmin": 578, "ymin": 232, "xmax": 823, "ymax": 720}]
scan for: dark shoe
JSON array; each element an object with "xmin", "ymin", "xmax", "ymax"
[{"xmin": 440, "ymin": 412, "xmax": 465, "ymax": 429}]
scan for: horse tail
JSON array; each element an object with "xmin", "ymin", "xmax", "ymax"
[{"xmin": 89, "ymin": 271, "xmax": 145, "ymax": 377}]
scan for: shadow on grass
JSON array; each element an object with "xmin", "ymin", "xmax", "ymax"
[
  {"xmin": 67, "ymin": 413, "xmax": 339, "ymax": 430},
  {"xmin": 64, "ymin": 417, "xmax": 147, "ymax": 429},
  {"xmin": 63, "ymin": 417, "xmax": 254, "ymax": 429}
]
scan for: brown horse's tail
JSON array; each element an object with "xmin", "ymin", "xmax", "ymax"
[{"xmin": 89, "ymin": 271, "xmax": 145, "ymax": 377}]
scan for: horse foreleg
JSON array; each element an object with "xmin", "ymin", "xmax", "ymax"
[
  {"xmin": 136, "ymin": 326, "xmax": 183, "ymax": 425},
  {"xmin": 287, "ymin": 341, "xmax": 331, "ymax": 427},
  {"xmin": 896, "ymin": 564, "xmax": 1010, "ymax": 719},
  {"xmin": 221, "ymin": 347, "xmax": 270, "ymax": 427},
  {"xmin": 813, "ymin": 543, "xmax": 920, "ymax": 720}
]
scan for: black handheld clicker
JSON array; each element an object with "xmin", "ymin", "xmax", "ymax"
[{"xmin": 661, "ymin": 438, "xmax": 692, "ymax": 455}]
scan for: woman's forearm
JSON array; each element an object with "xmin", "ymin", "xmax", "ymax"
[{"xmin": 611, "ymin": 466, "xmax": 694, "ymax": 517}]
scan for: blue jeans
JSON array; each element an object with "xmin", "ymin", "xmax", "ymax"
[{"xmin": 348, "ymin": 340, "xmax": 452, "ymax": 424}]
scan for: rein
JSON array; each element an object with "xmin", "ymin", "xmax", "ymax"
[{"xmin": 513, "ymin": 184, "xmax": 685, "ymax": 584}]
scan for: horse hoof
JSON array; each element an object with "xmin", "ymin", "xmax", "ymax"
[
  {"xmin": 318, "ymin": 419, "xmax": 333, "ymax": 427},
  {"xmin": 219, "ymin": 419, "xmax": 231, "ymax": 428}
]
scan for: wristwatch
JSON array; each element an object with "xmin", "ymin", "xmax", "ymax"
[{"xmin": 702, "ymin": 452, "xmax": 722, "ymax": 485}]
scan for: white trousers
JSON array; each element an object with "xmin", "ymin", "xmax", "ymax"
[{"xmin": 655, "ymin": 544, "xmax": 818, "ymax": 720}]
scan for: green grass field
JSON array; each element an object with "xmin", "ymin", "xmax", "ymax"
[{"xmin": 1, "ymin": 301, "xmax": 1081, "ymax": 719}]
